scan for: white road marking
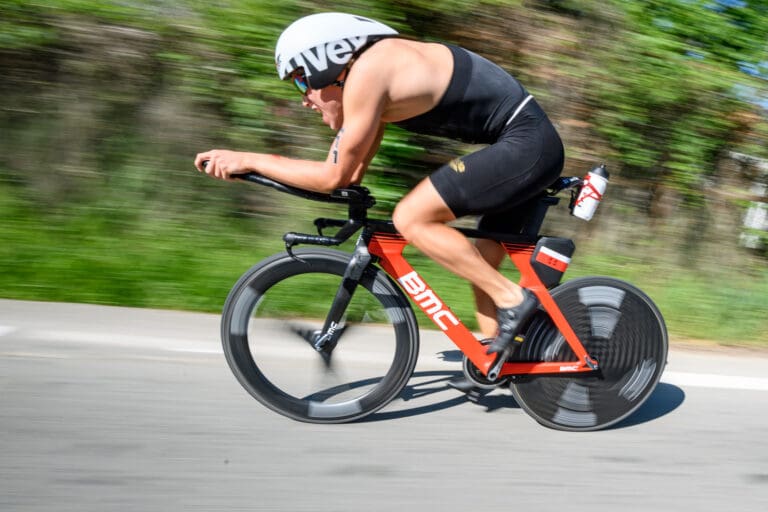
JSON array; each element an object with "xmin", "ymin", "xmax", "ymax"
[
  {"xmin": 137, "ymin": 342, "xmax": 768, "ymax": 391},
  {"xmin": 6, "ymin": 327, "xmax": 768, "ymax": 392},
  {"xmin": 0, "ymin": 326, "xmax": 17, "ymax": 337},
  {"xmin": 662, "ymin": 371, "xmax": 768, "ymax": 391},
  {"xmin": 32, "ymin": 330, "xmax": 223, "ymax": 355}
]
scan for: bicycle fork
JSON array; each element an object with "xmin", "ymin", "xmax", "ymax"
[{"xmin": 310, "ymin": 235, "xmax": 372, "ymax": 353}]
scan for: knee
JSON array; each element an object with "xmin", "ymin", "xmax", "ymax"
[
  {"xmin": 393, "ymin": 181, "xmax": 452, "ymax": 241},
  {"xmin": 392, "ymin": 201, "xmax": 416, "ymax": 241}
]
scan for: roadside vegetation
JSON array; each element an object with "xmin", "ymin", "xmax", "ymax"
[{"xmin": 1, "ymin": 0, "xmax": 766, "ymax": 344}]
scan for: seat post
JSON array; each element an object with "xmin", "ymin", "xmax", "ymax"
[{"xmin": 521, "ymin": 196, "xmax": 559, "ymax": 236}]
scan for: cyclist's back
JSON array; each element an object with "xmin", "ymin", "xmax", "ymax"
[
  {"xmin": 375, "ymin": 39, "xmax": 563, "ymax": 220},
  {"xmin": 393, "ymin": 43, "xmax": 529, "ymax": 144}
]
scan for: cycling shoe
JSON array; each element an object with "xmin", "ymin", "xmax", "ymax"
[{"xmin": 486, "ymin": 289, "xmax": 539, "ymax": 355}]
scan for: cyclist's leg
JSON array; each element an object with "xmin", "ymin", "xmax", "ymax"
[
  {"xmin": 473, "ymin": 239, "xmax": 507, "ymax": 338},
  {"xmin": 392, "ymin": 179, "xmax": 525, "ymax": 311},
  {"xmin": 394, "ymin": 114, "xmax": 563, "ymax": 351},
  {"xmin": 399, "ymin": 217, "xmax": 518, "ymax": 339},
  {"xmin": 472, "ymin": 195, "xmax": 542, "ymax": 337}
]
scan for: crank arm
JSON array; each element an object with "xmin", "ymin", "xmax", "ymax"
[{"xmin": 486, "ymin": 348, "xmax": 512, "ymax": 381}]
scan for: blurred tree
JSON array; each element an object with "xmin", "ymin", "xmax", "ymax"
[
  {"xmin": 1, "ymin": 0, "xmax": 766, "ymax": 340},
  {"xmin": 592, "ymin": 0, "xmax": 768, "ymax": 212}
]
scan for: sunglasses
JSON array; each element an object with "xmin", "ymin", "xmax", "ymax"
[
  {"xmin": 290, "ymin": 70, "xmax": 345, "ymax": 96},
  {"xmin": 292, "ymin": 71, "xmax": 309, "ymax": 95}
]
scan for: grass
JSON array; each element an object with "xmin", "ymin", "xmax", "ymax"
[
  {"xmin": 567, "ymin": 251, "xmax": 768, "ymax": 347},
  {"xmin": 0, "ymin": 182, "xmax": 270, "ymax": 311},
  {"xmin": 1, "ymin": 182, "xmax": 766, "ymax": 347}
]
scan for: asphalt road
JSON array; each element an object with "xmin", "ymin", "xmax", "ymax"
[{"xmin": 1, "ymin": 299, "xmax": 767, "ymax": 511}]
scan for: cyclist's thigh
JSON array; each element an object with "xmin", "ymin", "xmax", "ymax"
[{"xmin": 392, "ymin": 176, "xmax": 456, "ymax": 233}]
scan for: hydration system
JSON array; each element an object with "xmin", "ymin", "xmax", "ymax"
[{"xmin": 571, "ymin": 164, "xmax": 609, "ymax": 221}]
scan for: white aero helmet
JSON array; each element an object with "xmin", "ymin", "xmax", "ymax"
[{"xmin": 275, "ymin": 12, "xmax": 398, "ymax": 90}]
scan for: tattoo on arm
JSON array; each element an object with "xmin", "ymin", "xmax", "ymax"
[{"xmin": 332, "ymin": 128, "xmax": 345, "ymax": 164}]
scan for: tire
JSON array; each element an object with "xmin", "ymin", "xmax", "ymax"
[
  {"xmin": 510, "ymin": 276, "xmax": 668, "ymax": 431},
  {"xmin": 221, "ymin": 249, "xmax": 420, "ymax": 423}
]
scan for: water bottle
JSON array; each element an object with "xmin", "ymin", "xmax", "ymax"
[{"xmin": 572, "ymin": 164, "xmax": 609, "ymax": 221}]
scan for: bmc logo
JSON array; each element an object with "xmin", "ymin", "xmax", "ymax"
[
  {"xmin": 294, "ymin": 36, "xmax": 368, "ymax": 75},
  {"xmin": 397, "ymin": 271, "xmax": 459, "ymax": 331}
]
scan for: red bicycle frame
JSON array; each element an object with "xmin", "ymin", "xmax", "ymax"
[
  {"xmin": 231, "ymin": 171, "xmax": 599, "ymax": 378},
  {"xmin": 368, "ymin": 232, "xmax": 599, "ymax": 378}
]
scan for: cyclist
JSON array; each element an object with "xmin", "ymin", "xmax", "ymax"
[{"xmin": 194, "ymin": 12, "xmax": 565, "ymax": 356}]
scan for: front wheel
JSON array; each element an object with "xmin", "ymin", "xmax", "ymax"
[
  {"xmin": 221, "ymin": 249, "xmax": 420, "ymax": 423},
  {"xmin": 510, "ymin": 276, "xmax": 668, "ymax": 431}
]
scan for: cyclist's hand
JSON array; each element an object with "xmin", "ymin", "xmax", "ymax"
[{"xmin": 194, "ymin": 150, "xmax": 252, "ymax": 180}]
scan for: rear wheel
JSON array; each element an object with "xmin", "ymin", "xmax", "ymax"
[
  {"xmin": 221, "ymin": 249, "xmax": 420, "ymax": 423},
  {"xmin": 510, "ymin": 277, "xmax": 668, "ymax": 431}
]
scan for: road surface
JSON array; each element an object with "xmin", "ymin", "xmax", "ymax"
[{"xmin": 1, "ymin": 299, "xmax": 766, "ymax": 511}]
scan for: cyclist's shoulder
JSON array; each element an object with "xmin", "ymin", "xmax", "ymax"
[
  {"xmin": 346, "ymin": 39, "xmax": 453, "ymax": 122},
  {"xmin": 361, "ymin": 37, "xmax": 449, "ymax": 62},
  {"xmin": 354, "ymin": 38, "xmax": 452, "ymax": 82}
]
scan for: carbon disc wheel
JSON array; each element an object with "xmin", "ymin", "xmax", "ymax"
[{"xmin": 509, "ymin": 276, "xmax": 668, "ymax": 431}]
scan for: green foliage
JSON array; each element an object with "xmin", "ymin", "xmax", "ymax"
[
  {"xmin": 568, "ymin": 250, "xmax": 768, "ymax": 344},
  {"xmin": 592, "ymin": 0, "xmax": 767, "ymax": 205},
  {"xmin": 1, "ymin": 0, "xmax": 767, "ymax": 345}
]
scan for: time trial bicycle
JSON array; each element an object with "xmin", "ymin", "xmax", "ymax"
[{"xmin": 220, "ymin": 169, "xmax": 668, "ymax": 431}]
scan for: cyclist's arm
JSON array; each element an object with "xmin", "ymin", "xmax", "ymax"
[
  {"xmin": 327, "ymin": 76, "xmax": 389, "ymax": 188},
  {"xmin": 350, "ymin": 121, "xmax": 386, "ymax": 184},
  {"xmin": 195, "ymin": 80, "xmax": 388, "ymax": 193}
]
